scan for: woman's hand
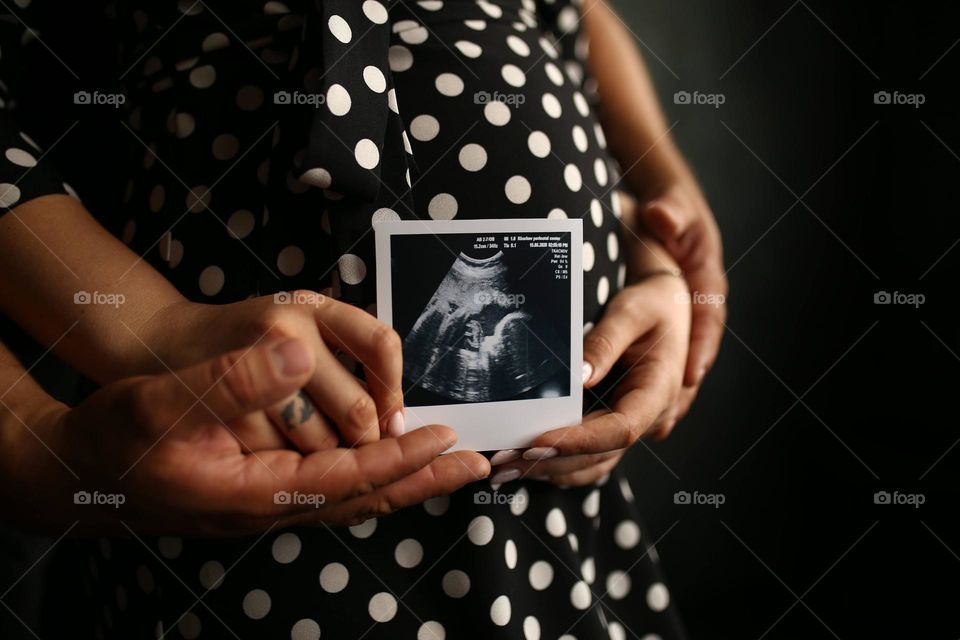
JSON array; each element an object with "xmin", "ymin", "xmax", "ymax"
[
  {"xmin": 489, "ymin": 271, "xmax": 691, "ymax": 486},
  {"xmin": 10, "ymin": 339, "xmax": 489, "ymax": 535},
  {"xmin": 145, "ymin": 292, "xmax": 406, "ymax": 453}
]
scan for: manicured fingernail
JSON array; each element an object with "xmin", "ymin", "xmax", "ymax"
[
  {"xmin": 490, "ymin": 449, "xmax": 522, "ymax": 466},
  {"xmin": 523, "ymin": 447, "xmax": 559, "ymax": 461},
  {"xmin": 386, "ymin": 411, "xmax": 405, "ymax": 437},
  {"xmin": 272, "ymin": 339, "xmax": 312, "ymax": 376},
  {"xmin": 582, "ymin": 362, "xmax": 593, "ymax": 385},
  {"xmin": 490, "ymin": 468, "xmax": 521, "ymax": 485}
]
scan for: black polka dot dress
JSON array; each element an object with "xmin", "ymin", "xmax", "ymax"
[{"xmin": 0, "ymin": 1, "xmax": 687, "ymax": 638}]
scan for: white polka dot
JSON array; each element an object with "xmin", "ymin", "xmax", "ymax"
[
  {"xmin": 363, "ymin": 65, "xmax": 386, "ymax": 93},
  {"xmin": 202, "ymin": 32, "xmax": 229, "ymax": 52},
  {"xmin": 435, "ymin": 73, "xmax": 464, "ymax": 96},
  {"xmin": 263, "ymin": 1, "xmax": 289, "ymax": 14},
  {"xmin": 277, "ymin": 245, "xmax": 305, "ymax": 276},
  {"xmin": 582, "ymin": 489, "xmax": 600, "ymax": 517},
  {"xmin": 505, "ymin": 175, "xmax": 531, "ymax": 204},
  {"xmin": 189, "ymin": 65, "xmax": 216, "ymax": 89},
  {"xmin": 271, "ymin": 532, "xmax": 301, "ymax": 563},
  {"xmin": 542, "ymin": 93, "xmax": 562, "ymax": 118},
  {"xmin": 564, "ymin": 164, "xmax": 582, "ymax": 191},
  {"xmin": 545, "ymin": 62, "xmax": 564, "ymax": 86},
  {"xmin": 501, "ymin": 64, "xmax": 526, "ymax": 87},
  {"xmin": 355, "ymin": 138, "xmax": 380, "ymax": 169},
  {"xmin": 478, "ymin": 0, "xmax": 502, "ymax": 18},
  {"xmin": 464, "ymin": 19, "xmax": 486, "ymax": 30},
  {"xmin": 590, "ymin": 199, "xmax": 603, "ymax": 227},
  {"xmin": 227, "ymin": 210, "xmax": 255, "ymax": 239},
  {"xmin": 646, "ymin": 582, "xmax": 670, "ymax": 611},
  {"xmin": 372, "ymin": 207, "xmax": 400, "ymax": 226},
  {"xmin": 5, "ymin": 148, "xmax": 36, "ymax": 167},
  {"xmin": 337, "ymin": 253, "xmax": 367, "ymax": 285},
  {"xmin": 581, "ymin": 557, "xmax": 595, "ymax": 584},
  {"xmin": 545, "ymin": 508, "xmax": 566, "ymax": 537},
  {"xmin": 19, "ymin": 131, "xmax": 41, "ymax": 151},
  {"xmin": 570, "ymin": 580, "xmax": 591, "ymax": 609},
  {"xmin": 573, "ymin": 92, "xmax": 590, "ymax": 117},
  {"xmin": 442, "ymin": 569, "xmax": 471, "ymax": 598},
  {"xmin": 389, "ymin": 45, "xmax": 414, "ymax": 72},
  {"xmin": 394, "ymin": 538, "xmax": 424, "ymax": 568},
  {"xmin": 212, "ymin": 133, "xmax": 239, "ymax": 160},
  {"xmin": 507, "ymin": 34, "xmax": 530, "ymax": 56},
  {"xmin": 399, "ymin": 24, "xmax": 429, "ymax": 45},
  {"xmin": 349, "ymin": 518, "xmax": 377, "ymax": 538},
  {"xmin": 418, "ymin": 1, "xmax": 443, "ymax": 10},
  {"xmin": 455, "ymin": 40, "xmax": 482, "ymax": 58},
  {"xmin": 607, "ymin": 570, "xmax": 631, "ymax": 599},
  {"xmin": 368, "ymin": 592, "xmax": 397, "ymax": 623},
  {"xmin": 363, "ymin": 0, "xmax": 388, "ymax": 24},
  {"xmin": 523, "ymin": 616, "xmax": 541, "ymax": 640},
  {"xmin": 572, "ymin": 125, "xmax": 588, "ymax": 152},
  {"xmin": 490, "ymin": 595, "xmax": 511, "ymax": 626},
  {"xmin": 594, "ymin": 158, "xmax": 609, "ymax": 186},
  {"xmin": 173, "ymin": 112, "xmax": 195, "ymax": 138},
  {"xmin": 484, "ymin": 101, "xmax": 512, "ymax": 126},
  {"xmin": 168, "ymin": 240, "xmax": 184, "ymax": 268},
  {"xmin": 149, "ymin": 185, "xmax": 165, "ymax": 213},
  {"xmin": 547, "ymin": 208, "xmax": 567, "ymax": 220},
  {"xmin": 418, "ymin": 621, "xmax": 446, "ymax": 640},
  {"xmin": 423, "ymin": 495, "xmax": 450, "ymax": 515},
  {"xmin": 595, "ymin": 123, "xmax": 608, "ymax": 148},
  {"xmin": 468, "ymin": 515, "xmax": 495, "ymax": 545},
  {"xmin": 504, "ymin": 539, "xmax": 517, "ymax": 569},
  {"xmin": 582, "ymin": 242, "xmax": 595, "ymax": 272},
  {"xmin": 291, "ymin": 618, "xmax": 321, "ymax": 640},
  {"xmin": 607, "ymin": 232, "xmax": 620, "ymax": 261},
  {"xmin": 410, "ymin": 114, "xmax": 440, "ymax": 141},
  {"xmin": 527, "ymin": 131, "xmax": 551, "ymax": 158},
  {"xmin": 300, "ymin": 167, "xmax": 332, "ymax": 188},
  {"xmin": 328, "ymin": 14, "xmax": 352, "ymax": 43},
  {"xmin": 428, "ymin": 193, "xmax": 458, "ymax": 219},
  {"xmin": 568, "ymin": 532, "xmax": 579, "ymax": 552},
  {"xmin": 198, "ymin": 561, "xmax": 224, "ymax": 590},
  {"xmin": 614, "ymin": 520, "xmax": 640, "ymax": 549},
  {"xmin": 158, "ymin": 537, "xmax": 182, "ymax": 559},
  {"xmin": 242, "ymin": 589, "xmax": 271, "ymax": 619},
  {"xmin": 609, "ymin": 623, "xmax": 627, "ymax": 640},
  {"xmin": 618, "ymin": 263, "xmax": 627, "ymax": 289},
  {"xmin": 319, "ymin": 562, "xmax": 349, "ymax": 593},
  {"xmin": 528, "ymin": 560, "xmax": 554, "ymax": 590},
  {"xmin": 459, "ymin": 143, "xmax": 487, "ymax": 171},
  {"xmin": 178, "ymin": 613, "xmax": 201, "ymax": 639},
  {"xmin": 597, "ymin": 276, "xmax": 610, "ymax": 305},
  {"xmin": 198, "ymin": 265, "xmax": 225, "ymax": 296},
  {"xmin": 510, "ymin": 486, "xmax": 529, "ymax": 515},
  {"xmin": 326, "ymin": 83, "xmax": 351, "ymax": 116}
]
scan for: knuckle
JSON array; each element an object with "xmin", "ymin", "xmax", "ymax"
[
  {"xmin": 370, "ymin": 494, "xmax": 396, "ymax": 518},
  {"xmin": 216, "ymin": 352, "xmax": 259, "ymax": 410},
  {"xmin": 126, "ymin": 378, "xmax": 164, "ymax": 431},
  {"xmin": 370, "ymin": 324, "xmax": 402, "ymax": 360},
  {"xmin": 346, "ymin": 394, "xmax": 378, "ymax": 430},
  {"xmin": 611, "ymin": 411, "xmax": 641, "ymax": 447}
]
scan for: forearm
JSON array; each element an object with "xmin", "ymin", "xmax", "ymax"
[
  {"xmin": 583, "ymin": 0, "xmax": 697, "ymax": 197},
  {"xmin": 0, "ymin": 194, "xmax": 188, "ymax": 382}
]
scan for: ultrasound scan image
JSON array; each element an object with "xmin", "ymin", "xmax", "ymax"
[{"xmin": 391, "ymin": 231, "xmax": 572, "ymax": 407}]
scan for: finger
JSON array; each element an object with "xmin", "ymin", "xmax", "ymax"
[
  {"xmin": 224, "ymin": 412, "xmax": 290, "ymax": 452},
  {"xmin": 491, "ymin": 451, "xmax": 621, "ymax": 484},
  {"xmin": 315, "ymin": 302, "xmax": 404, "ymax": 437},
  {"xmin": 582, "ymin": 289, "xmax": 659, "ymax": 387},
  {"xmin": 142, "ymin": 339, "xmax": 315, "ymax": 432},
  {"xmin": 291, "ymin": 451, "xmax": 490, "ymax": 527},
  {"xmin": 684, "ymin": 264, "xmax": 727, "ymax": 386},
  {"xmin": 267, "ymin": 390, "xmax": 339, "ymax": 452},
  {"xmin": 303, "ymin": 337, "xmax": 382, "ymax": 446},
  {"xmin": 639, "ymin": 197, "xmax": 695, "ymax": 239},
  {"xmin": 549, "ymin": 452, "xmax": 622, "ymax": 488}
]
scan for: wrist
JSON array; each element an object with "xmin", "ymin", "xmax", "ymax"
[{"xmin": 139, "ymin": 299, "xmax": 216, "ymax": 371}]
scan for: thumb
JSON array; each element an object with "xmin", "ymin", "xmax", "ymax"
[
  {"xmin": 582, "ymin": 297, "xmax": 658, "ymax": 388},
  {"xmin": 639, "ymin": 198, "xmax": 693, "ymax": 241},
  {"xmin": 151, "ymin": 339, "xmax": 315, "ymax": 427}
]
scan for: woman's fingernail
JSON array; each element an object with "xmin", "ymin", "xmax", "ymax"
[
  {"xmin": 582, "ymin": 362, "xmax": 593, "ymax": 385},
  {"xmin": 523, "ymin": 447, "xmax": 559, "ymax": 461},
  {"xmin": 272, "ymin": 339, "xmax": 312, "ymax": 376},
  {"xmin": 490, "ymin": 449, "xmax": 522, "ymax": 466},
  {"xmin": 386, "ymin": 411, "xmax": 405, "ymax": 437},
  {"xmin": 490, "ymin": 468, "xmax": 521, "ymax": 485}
]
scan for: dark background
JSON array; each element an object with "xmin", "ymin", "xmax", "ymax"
[{"xmin": 610, "ymin": 0, "xmax": 960, "ymax": 638}]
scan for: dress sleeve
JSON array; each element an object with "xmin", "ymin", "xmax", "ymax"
[{"xmin": 0, "ymin": 9, "xmax": 69, "ymax": 213}]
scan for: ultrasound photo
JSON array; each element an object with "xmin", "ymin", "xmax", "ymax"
[{"xmin": 391, "ymin": 230, "xmax": 572, "ymax": 407}]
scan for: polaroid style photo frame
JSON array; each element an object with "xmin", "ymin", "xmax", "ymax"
[{"xmin": 375, "ymin": 218, "xmax": 583, "ymax": 452}]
